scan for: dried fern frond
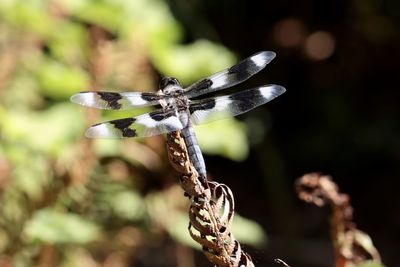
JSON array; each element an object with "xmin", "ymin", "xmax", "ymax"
[
  {"xmin": 166, "ymin": 131, "xmax": 255, "ymax": 267},
  {"xmin": 295, "ymin": 173, "xmax": 382, "ymax": 267}
]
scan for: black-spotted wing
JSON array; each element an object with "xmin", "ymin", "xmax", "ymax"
[
  {"xmin": 84, "ymin": 108, "xmax": 183, "ymax": 138},
  {"xmin": 189, "ymin": 84, "xmax": 285, "ymax": 124},
  {"xmin": 70, "ymin": 91, "xmax": 163, "ymax": 110},
  {"xmin": 184, "ymin": 51, "xmax": 276, "ymax": 98}
]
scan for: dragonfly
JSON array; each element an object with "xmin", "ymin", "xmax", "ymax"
[{"xmin": 71, "ymin": 51, "xmax": 286, "ymax": 179}]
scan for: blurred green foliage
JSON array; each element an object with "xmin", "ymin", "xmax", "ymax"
[
  {"xmin": 24, "ymin": 209, "xmax": 100, "ymax": 244},
  {"xmin": 358, "ymin": 262, "xmax": 386, "ymax": 267},
  {"xmin": 0, "ymin": 0, "xmax": 262, "ymax": 266}
]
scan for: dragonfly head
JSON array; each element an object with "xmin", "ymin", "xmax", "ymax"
[{"xmin": 159, "ymin": 77, "xmax": 182, "ymax": 95}]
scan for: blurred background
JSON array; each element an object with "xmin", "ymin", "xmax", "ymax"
[{"xmin": 0, "ymin": 0, "xmax": 398, "ymax": 266}]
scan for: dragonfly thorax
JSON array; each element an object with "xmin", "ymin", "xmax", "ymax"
[{"xmin": 159, "ymin": 76, "xmax": 188, "ymax": 111}]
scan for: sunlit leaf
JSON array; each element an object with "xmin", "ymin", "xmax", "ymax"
[
  {"xmin": 36, "ymin": 59, "xmax": 90, "ymax": 99},
  {"xmin": 59, "ymin": 248, "xmax": 98, "ymax": 267},
  {"xmin": 152, "ymin": 40, "xmax": 235, "ymax": 85},
  {"xmin": 136, "ymin": 0, "xmax": 183, "ymax": 46},
  {"xmin": 195, "ymin": 118, "xmax": 249, "ymax": 161},
  {"xmin": 0, "ymin": 229, "xmax": 9, "ymax": 252},
  {"xmin": 24, "ymin": 209, "xmax": 100, "ymax": 244},
  {"xmin": 109, "ymin": 191, "xmax": 146, "ymax": 221},
  {"xmin": 74, "ymin": 1, "xmax": 125, "ymax": 33},
  {"xmin": 232, "ymin": 213, "xmax": 267, "ymax": 246},
  {"xmin": 357, "ymin": 261, "xmax": 386, "ymax": 267},
  {"xmin": 1, "ymin": 73, "xmax": 42, "ymax": 109},
  {"xmin": 1, "ymin": 103, "xmax": 85, "ymax": 156},
  {"xmin": 11, "ymin": 153, "xmax": 51, "ymax": 201},
  {"xmin": 0, "ymin": 0, "xmax": 55, "ymax": 38},
  {"xmin": 166, "ymin": 212, "xmax": 199, "ymax": 248},
  {"xmin": 93, "ymin": 139, "xmax": 122, "ymax": 157},
  {"xmin": 47, "ymin": 21, "xmax": 89, "ymax": 64}
]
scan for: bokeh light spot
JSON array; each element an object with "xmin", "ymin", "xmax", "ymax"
[
  {"xmin": 273, "ymin": 18, "xmax": 306, "ymax": 48},
  {"xmin": 304, "ymin": 31, "xmax": 336, "ymax": 60}
]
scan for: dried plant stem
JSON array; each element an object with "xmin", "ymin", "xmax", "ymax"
[
  {"xmin": 274, "ymin": 258, "xmax": 290, "ymax": 267},
  {"xmin": 295, "ymin": 173, "xmax": 382, "ymax": 267},
  {"xmin": 166, "ymin": 131, "xmax": 255, "ymax": 267}
]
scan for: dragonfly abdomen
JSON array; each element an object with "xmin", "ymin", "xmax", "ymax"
[{"xmin": 181, "ymin": 125, "xmax": 207, "ymax": 178}]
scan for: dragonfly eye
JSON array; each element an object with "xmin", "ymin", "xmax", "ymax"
[{"xmin": 160, "ymin": 77, "xmax": 181, "ymax": 90}]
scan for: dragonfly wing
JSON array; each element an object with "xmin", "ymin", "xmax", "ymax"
[
  {"xmin": 189, "ymin": 84, "xmax": 285, "ymax": 124},
  {"xmin": 70, "ymin": 91, "xmax": 163, "ymax": 110},
  {"xmin": 184, "ymin": 51, "xmax": 276, "ymax": 98},
  {"xmin": 85, "ymin": 109, "xmax": 183, "ymax": 138}
]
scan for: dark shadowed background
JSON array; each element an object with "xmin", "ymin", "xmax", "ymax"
[{"xmin": 0, "ymin": 0, "xmax": 398, "ymax": 266}]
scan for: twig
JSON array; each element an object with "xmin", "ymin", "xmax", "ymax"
[
  {"xmin": 295, "ymin": 173, "xmax": 382, "ymax": 267},
  {"xmin": 166, "ymin": 131, "xmax": 255, "ymax": 267},
  {"xmin": 274, "ymin": 258, "xmax": 290, "ymax": 267}
]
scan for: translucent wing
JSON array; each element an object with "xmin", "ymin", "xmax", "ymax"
[
  {"xmin": 70, "ymin": 91, "xmax": 163, "ymax": 110},
  {"xmin": 85, "ymin": 109, "xmax": 183, "ymax": 138},
  {"xmin": 184, "ymin": 51, "xmax": 276, "ymax": 98},
  {"xmin": 189, "ymin": 84, "xmax": 285, "ymax": 124}
]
